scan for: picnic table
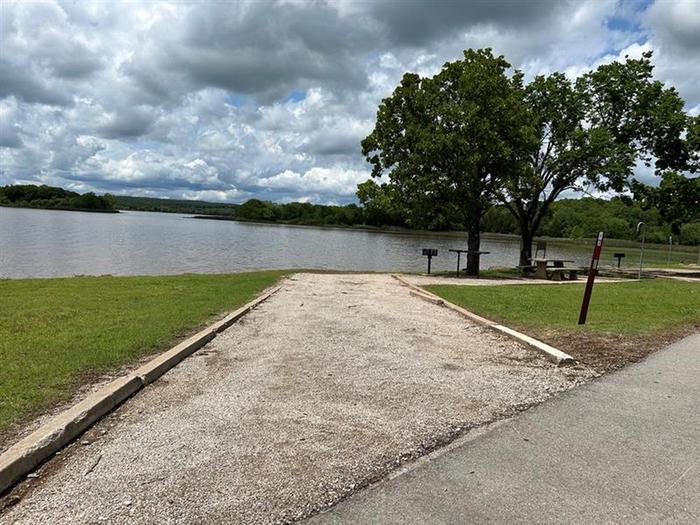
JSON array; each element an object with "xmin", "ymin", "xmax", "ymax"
[
  {"xmin": 449, "ymin": 249, "xmax": 490, "ymax": 276},
  {"xmin": 528, "ymin": 258, "xmax": 579, "ymax": 281}
]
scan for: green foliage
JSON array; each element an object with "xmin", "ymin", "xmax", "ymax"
[
  {"xmin": 0, "ymin": 184, "xmax": 117, "ymax": 212},
  {"xmin": 237, "ymin": 198, "xmax": 280, "ymax": 221},
  {"xmin": 687, "ymin": 115, "xmax": 700, "ymax": 172},
  {"xmin": 481, "ymin": 197, "xmax": 699, "ymax": 246},
  {"xmin": 583, "ymin": 52, "xmax": 690, "ymax": 176},
  {"xmin": 112, "ymin": 194, "xmax": 367, "ymax": 227},
  {"xmin": 481, "ymin": 205, "xmax": 518, "ymax": 234},
  {"xmin": 356, "ymin": 180, "xmax": 405, "ymax": 227},
  {"xmin": 114, "ymin": 195, "xmax": 240, "ymax": 215},
  {"xmin": 0, "ymin": 271, "xmax": 288, "ymax": 431},
  {"xmin": 361, "ymin": 49, "xmax": 533, "ymax": 273},
  {"xmin": 232, "ymin": 198, "xmax": 364, "ymax": 226},
  {"xmin": 357, "ymin": 49, "xmax": 695, "ymax": 263},
  {"xmin": 361, "ymin": 49, "xmax": 531, "ymax": 228},
  {"xmin": 680, "ymin": 222, "xmax": 700, "ymax": 246},
  {"xmin": 539, "ymin": 197, "xmax": 675, "ymax": 244},
  {"xmin": 356, "ymin": 48, "xmax": 699, "ymax": 248},
  {"xmin": 500, "ymin": 51, "xmax": 692, "ymax": 265},
  {"xmin": 631, "ymin": 172, "xmax": 700, "ymax": 234}
]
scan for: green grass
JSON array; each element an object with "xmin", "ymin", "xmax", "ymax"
[
  {"xmin": 425, "ymin": 279, "xmax": 700, "ymax": 335},
  {"xmin": 0, "ymin": 271, "xmax": 288, "ymax": 432},
  {"xmin": 546, "ymin": 237, "xmax": 700, "ymax": 269}
]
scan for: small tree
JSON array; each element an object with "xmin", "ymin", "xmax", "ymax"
[{"xmin": 360, "ymin": 49, "xmax": 532, "ymax": 275}]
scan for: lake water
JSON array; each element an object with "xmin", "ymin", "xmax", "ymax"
[{"xmin": 0, "ymin": 207, "xmax": 592, "ymax": 279}]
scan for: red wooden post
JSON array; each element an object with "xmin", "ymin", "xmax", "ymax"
[{"xmin": 578, "ymin": 231, "xmax": 605, "ymax": 325}]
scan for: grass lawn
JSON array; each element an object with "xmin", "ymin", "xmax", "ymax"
[
  {"xmin": 426, "ymin": 279, "xmax": 700, "ymax": 370},
  {"xmin": 547, "ymin": 237, "xmax": 700, "ymax": 269},
  {"xmin": 426, "ymin": 279, "xmax": 699, "ymax": 334},
  {"xmin": 0, "ymin": 271, "xmax": 288, "ymax": 436}
]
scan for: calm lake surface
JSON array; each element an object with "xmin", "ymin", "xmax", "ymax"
[{"xmin": 0, "ymin": 207, "xmax": 593, "ymax": 279}]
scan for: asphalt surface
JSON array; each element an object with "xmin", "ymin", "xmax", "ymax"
[
  {"xmin": 308, "ymin": 331, "xmax": 700, "ymax": 524},
  {"xmin": 0, "ymin": 274, "xmax": 589, "ymax": 524}
]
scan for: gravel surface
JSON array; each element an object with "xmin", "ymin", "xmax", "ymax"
[{"xmin": 0, "ymin": 273, "xmax": 594, "ymax": 524}]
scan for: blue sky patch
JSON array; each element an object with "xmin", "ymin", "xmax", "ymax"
[
  {"xmin": 224, "ymin": 93, "xmax": 247, "ymax": 107},
  {"xmin": 285, "ymin": 90, "xmax": 307, "ymax": 103}
]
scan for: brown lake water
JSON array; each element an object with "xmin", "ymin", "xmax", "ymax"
[{"xmin": 0, "ymin": 207, "xmax": 593, "ymax": 278}]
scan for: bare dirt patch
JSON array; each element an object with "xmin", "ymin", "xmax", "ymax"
[
  {"xmin": 544, "ymin": 322, "xmax": 700, "ymax": 373},
  {"xmin": 1, "ymin": 273, "xmax": 594, "ymax": 525}
]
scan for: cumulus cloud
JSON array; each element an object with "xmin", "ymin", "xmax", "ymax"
[
  {"xmin": 367, "ymin": 0, "xmax": 558, "ymax": 47},
  {"xmin": 0, "ymin": 102, "xmax": 23, "ymax": 148},
  {"xmin": 181, "ymin": 188, "xmax": 241, "ymax": 202},
  {"xmin": 641, "ymin": 0, "xmax": 700, "ymax": 107},
  {"xmin": 258, "ymin": 167, "xmax": 370, "ymax": 196},
  {"xmin": 1, "ymin": 0, "xmax": 698, "ymax": 203},
  {"xmin": 97, "ymin": 107, "xmax": 159, "ymax": 140}
]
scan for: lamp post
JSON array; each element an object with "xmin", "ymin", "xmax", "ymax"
[{"xmin": 637, "ymin": 221, "xmax": 646, "ymax": 280}]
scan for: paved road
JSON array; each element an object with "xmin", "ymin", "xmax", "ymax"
[{"xmin": 308, "ymin": 332, "xmax": 700, "ymax": 524}]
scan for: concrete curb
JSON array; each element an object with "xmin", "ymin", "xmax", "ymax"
[
  {"xmin": 409, "ymin": 289, "xmax": 444, "ymax": 305},
  {"xmin": 0, "ymin": 285, "xmax": 281, "ymax": 495},
  {"xmin": 393, "ymin": 275, "xmax": 573, "ymax": 365},
  {"xmin": 135, "ymin": 287, "xmax": 279, "ymax": 385}
]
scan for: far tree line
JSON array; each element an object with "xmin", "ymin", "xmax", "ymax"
[
  {"xmin": 0, "ymin": 184, "xmax": 117, "ymax": 212},
  {"xmin": 119, "ymin": 191, "xmax": 698, "ymax": 245},
  {"xmin": 114, "ymin": 190, "xmax": 700, "ymax": 244},
  {"xmin": 229, "ymin": 194, "xmax": 700, "ymax": 246},
  {"xmin": 359, "ymin": 174, "xmax": 700, "ymax": 246},
  {"xmin": 3, "ymin": 183, "xmax": 698, "ymax": 247},
  {"xmin": 359, "ymin": 49, "xmax": 699, "ymax": 274}
]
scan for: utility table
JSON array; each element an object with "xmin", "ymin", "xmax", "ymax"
[{"xmin": 449, "ymin": 249, "xmax": 490, "ymax": 276}]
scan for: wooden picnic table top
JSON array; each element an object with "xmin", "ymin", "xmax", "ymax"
[{"xmin": 530, "ymin": 258, "xmax": 575, "ymax": 263}]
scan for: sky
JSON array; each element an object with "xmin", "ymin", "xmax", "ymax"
[{"xmin": 1, "ymin": 0, "xmax": 699, "ymax": 204}]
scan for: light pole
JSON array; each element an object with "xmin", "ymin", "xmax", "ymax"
[
  {"xmin": 667, "ymin": 235, "xmax": 672, "ymax": 266},
  {"xmin": 637, "ymin": 221, "xmax": 646, "ymax": 280}
]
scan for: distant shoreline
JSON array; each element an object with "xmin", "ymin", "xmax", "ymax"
[
  {"xmin": 190, "ymin": 213, "xmax": 700, "ymax": 252},
  {"xmin": 190, "ymin": 213, "xmax": 508, "ymax": 239},
  {"xmin": 0, "ymin": 203, "xmax": 119, "ymax": 214},
  {"xmin": 191, "ymin": 213, "xmax": 434, "ymax": 235}
]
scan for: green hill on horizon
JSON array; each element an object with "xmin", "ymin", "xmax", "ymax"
[{"xmin": 0, "ymin": 184, "xmax": 117, "ymax": 213}]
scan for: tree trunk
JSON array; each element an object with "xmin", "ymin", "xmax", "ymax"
[
  {"xmin": 519, "ymin": 224, "xmax": 534, "ymax": 269},
  {"xmin": 466, "ymin": 224, "xmax": 481, "ymax": 276}
]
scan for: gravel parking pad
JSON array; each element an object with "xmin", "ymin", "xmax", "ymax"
[{"xmin": 1, "ymin": 273, "xmax": 594, "ymax": 524}]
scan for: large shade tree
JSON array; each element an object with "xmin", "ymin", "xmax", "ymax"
[
  {"xmin": 360, "ymin": 49, "xmax": 532, "ymax": 275},
  {"xmin": 500, "ymin": 52, "xmax": 691, "ymax": 266}
]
